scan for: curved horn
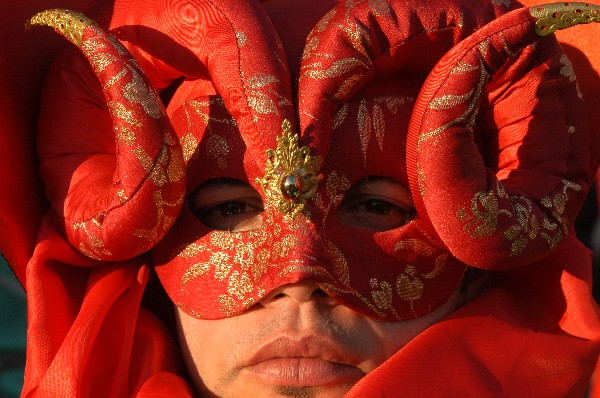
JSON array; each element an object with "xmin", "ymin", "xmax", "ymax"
[
  {"xmin": 406, "ymin": 3, "xmax": 597, "ymax": 269},
  {"xmin": 297, "ymin": 0, "xmax": 515, "ymax": 157},
  {"xmin": 29, "ymin": 9, "xmax": 186, "ymax": 260},
  {"xmin": 29, "ymin": 0, "xmax": 295, "ymax": 260},
  {"xmin": 105, "ymin": 0, "xmax": 295, "ymax": 177}
]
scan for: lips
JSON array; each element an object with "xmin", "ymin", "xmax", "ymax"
[{"xmin": 243, "ymin": 335, "xmax": 366, "ymax": 387}]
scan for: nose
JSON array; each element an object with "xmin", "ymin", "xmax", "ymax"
[{"xmin": 259, "ymin": 280, "xmax": 336, "ymax": 307}]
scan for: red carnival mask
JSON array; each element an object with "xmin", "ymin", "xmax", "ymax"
[{"xmin": 30, "ymin": 0, "xmax": 593, "ymax": 320}]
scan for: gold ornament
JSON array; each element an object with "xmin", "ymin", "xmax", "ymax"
[
  {"xmin": 26, "ymin": 9, "xmax": 93, "ymax": 48},
  {"xmin": 530, "ymin": 2, "xmax": 600, "ymax": 36},
  {"xmin": 256, "ymin": 120, "xmax": 322, "ymax": 218}
]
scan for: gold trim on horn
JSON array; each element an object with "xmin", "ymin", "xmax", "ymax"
[
  {"xmin": 26, "ymin": 9, "xmax": 93, "ymax": 48},
  {"xmin": 531, "ymin": 2, "xmax": 600, "ymax": 36}
]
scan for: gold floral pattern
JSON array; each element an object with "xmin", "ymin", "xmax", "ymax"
[{"xmin": 457, "ymin": 179, "xmax": 582, "ymax": 255}]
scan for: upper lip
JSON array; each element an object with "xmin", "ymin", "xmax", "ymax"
[{"xmin": 244, "ymin": 334, "xmax": 362, "ymax": 367}]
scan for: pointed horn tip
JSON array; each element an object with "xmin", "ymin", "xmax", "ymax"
[
  {"xmin": 530, "ymin": 2, "xmax": 600, "ymax": 36},
  {"xmin": 25, "ymin": 9, "xmax": 94, "ymax": 47}
]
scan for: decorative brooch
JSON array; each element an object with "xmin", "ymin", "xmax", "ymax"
[{"xmin": 256, "ymin": 120, "xmax": 322, "ymax": 218}]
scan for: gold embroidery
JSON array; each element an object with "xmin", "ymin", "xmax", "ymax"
[
  {"xmin": 206, "ymin": 134, "xmax": 230, "ymax": 170},
  {"xmin": 370, "ymin": 278, "xmax": 394, "ymax": 311},
  {"xmin": 417, "ymin": 58, "xmax": 488, "ymax": 151},
  {"xmin": 313, "ymin": 171, "xmax": 350, "ymax": 224},
  {"xmin": 531, "ymin": 2, "xmax": 600, "ymax": 36},
  {"xmin": 451, "ymin": 61, "xmax": 479, "ymax": 75},
  {"xmin": 177, "ymin": 243, "xmax": 208, "ymax": 258},
  {"xmin": 428, "ymin": 90, "xmax": 475, "ymax": 111},
  {"xmin": 368, "ymin": 0, "xmax": 392, "ymax": 17},
  {"xmin": 325, "ymin": 241, "xmax": 350, "ymax": 287},
  {"xmin": 559, "ymin": 54, "xmax": 583, "ymax": 99},
  {"xmin": 246, "ymin": 74, "xmax": 288, "ymax": 116},
  {"xmin": 109, "ymin": 101, "xmax": 142, "ymax": 127},
  {"xmin": 234, "ymin": 242, "xmax": 255, "ymax": 271},
  {"xmin": 181, "ymin": 262, "xmax": 211, "ymax": 286},
  {"xmin": 72, "ymin": 219, "xmax": 112, "ymax": 260},
  {"xmin": 211, "ymin": 231, "xmax": 236, "ymax": 250},
  {"xmin": 227, "ymin": 271, "xmax": 253, "ymax": 299},
  {"xmin": 256, "ymin": 120, "xmax": 322, "ymax": 218},
  {"xmin": 458, "ymin": 179, "xmax": 582, "ymax": 255},
  {"xmin": 181, "ymin": 133, "xmax": 198, "ymax": 161},
  {"xmin": 272, "ymin": 235, "xmax": 297, "ymax": 260},
  {"xmin": 117, "ymin": 126, "xmax": 136, "ymax": 145},
  {"xmin": 235, "ymin": 31, "xmax": 248, "ymax": 47},
  {"xmin": 219, "ymin": 295, "xmax": 237, "ymax": 316},
  {"xmin": 123, "ymin": 67, "xmax": 162, "ymax": 119},
  {"xmin": 212, "ymin": 252, "xmax": 232, "ymax": 281},
  {"xmin": 396, "ymin": 267, "xmax": 424, "ymax": 302},
  {"xmin": 134, "ymin": 189, "xmax": 184, "ymax": 242}
]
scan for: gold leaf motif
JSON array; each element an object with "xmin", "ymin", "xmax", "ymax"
[
  {"xmin": 124, "ymin": 67, "xmax": 162, "ymax": 119},
  {"xmin": 219, "ymin": 295, "xmax": 237, "ymax": 316},
  {"xmin": 247, "ymin": 74, "xmax": 280, "ymax": 89},
  {"xmin": 227, "ymin": 271, "xmax": 253, "ymax": 299},
  {"xmin": 248, "ymin": 91, "xmax": 278, "ymax": 114},
  {"xmin": 177, "ymin": 243, "xmax": 208, "ymax": 258},
  {"xmin": 206, "ymin": 134, "xmax": 230, "ymax": 170},
  {"xmin": 458, "ymin": 179, "xmax": 581, "ymax": 256},
  {"xmin": 559, "ymin": 54, "xmax": 583, "ymax": 99},
  {"xmin": 301, "ymin": 58, "xmax": 365, "ymax": 80},
  {"xmin": 325, "ymin": 241, "xmax": 350, "ymax": 287},
  {"xmin": 211, "ymin": 232, "xmax": 236, "ymax": 250},
  {"xmin": 396, "ymin": 268, "xmax": 424, "ymax": 302},
  {"xmin": 372, "ymin": 103, "xmax": 385, "ymax": 150},
  {"xmin": 182, "ymin": 133, "xmax": 199, "ymax": 161},
  {"xmin": 358, "ymin": 99, "xmax": 371, "ymax": 160},
  {"xmin": 212, "ymin": 252, "xmax": 232, "ymax": 281},
  {"xmin": 428, "ymin": 90, "xmax": 475, "ymax": 111},
  {"xmin": 109, "ymin": 101, "xmax": 142, "ymax": 127},
  {"xmin": 450, "ymin": 61, "xmax": 479, "ymax": 75},
  {"xmin": 234, "ymin": 242, "xmax": 255, "ymax": 271},
  {"xmin": 181, "ymin": 262, "xmax": 211, "ymax": 286},
  {"xmin": 370, "ymin": 278, "xmax": 393, "ymax": 310},
  {"xmin": 332, "ymin": 103, "xmax": 349, "ymax": 130},
  {"xmin": 368, "ymin": 0, "xmax": 392, "ymax": 16}
]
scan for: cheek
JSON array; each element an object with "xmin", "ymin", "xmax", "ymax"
[
  {"xmin": 175, "ymin": 307, "xmax": 233, "ymax": 393},
  {"xmin": 365, "ymin": 286, "xmax": 464, "ymax": 362}
]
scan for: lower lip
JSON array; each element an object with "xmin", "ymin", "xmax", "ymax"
[{"xmin": 245, "ymin": 358, "xmax": 365, "ymax": 387}]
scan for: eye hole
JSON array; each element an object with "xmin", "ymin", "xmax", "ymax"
[
  {"xmin": 189, "ymin": 178, "xmax": 263, "ymax": 232},
  {"xmin": 336, "ymin": 177, "xmax": 415, "ymax": 231}
]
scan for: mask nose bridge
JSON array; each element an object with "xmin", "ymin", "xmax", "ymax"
[{"xmin": 278, "ymin": 214, "xmax": 338, "ymax": 285}]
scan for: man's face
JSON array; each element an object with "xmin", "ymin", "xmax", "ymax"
[
  {"xmin": 175, "ymin": 279, "xmax": 464, "ymax": 398},
  {"xmin": 165, "ymin": 173, "xmax": 468, "ymax": 397}
]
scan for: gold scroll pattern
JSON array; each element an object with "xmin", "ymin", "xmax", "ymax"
[{"xmin": 457, "ymin": 179, "xmax": 582, "ymax": 256}]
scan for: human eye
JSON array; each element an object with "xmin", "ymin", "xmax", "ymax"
[
  {"xmin": 336, "ymin": 177, "xmax": 415, "ymax": 231},
  {"xmin": 189, "ymin": 178, "xmax": 264, "ymax": 232}
]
